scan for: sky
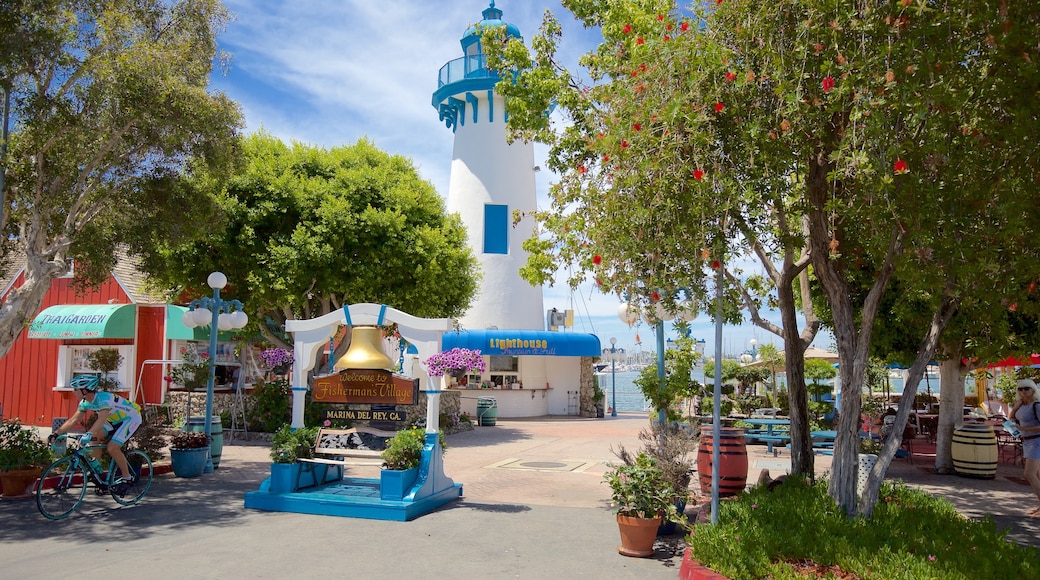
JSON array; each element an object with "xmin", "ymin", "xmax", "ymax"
[{"xmin": 209, "ymin": 0, "xmax": 833, "ymax": 359}]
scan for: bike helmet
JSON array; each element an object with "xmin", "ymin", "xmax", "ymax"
[{"xmin": 69, "ymin": 375, "xmax": 100, "ymax": 392}]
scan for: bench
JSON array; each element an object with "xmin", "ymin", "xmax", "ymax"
[
  {"xmin": 747, "ymin": 433, "xmax": 791, "ymax": 453},
  {"xmin": 299, "ymin": 427, "xmax": 400, "ymax": 468}
]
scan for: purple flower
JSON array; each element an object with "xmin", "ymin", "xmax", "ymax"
[
  {"xmin": 259, "ymin": 348, "xmax": 293, "ymax": 371},
  {"xmin": 424, "ymin": 348, "xmax": 486, "ymax": 377}
]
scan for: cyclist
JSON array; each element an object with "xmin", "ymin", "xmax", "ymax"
[{"xmin": 49, "ymin": 375, "xmax": 143, "ymax": 490}]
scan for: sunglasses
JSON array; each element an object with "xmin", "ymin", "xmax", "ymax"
[{"xmin": 1018, "ymin": 386, "xmax": 1034, "ymax": 392}]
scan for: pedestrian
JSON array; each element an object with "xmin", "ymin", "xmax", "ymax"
[
  {"xmin": 980, "ymin": 389, "xmax": 1009, "ymax": 418},
  {"xmin": 1010, "ymin": 378, "xmax": 1040, "ymax": 516}
]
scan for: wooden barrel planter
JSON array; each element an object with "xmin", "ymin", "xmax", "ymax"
[
  {"xmin": 697, "ymin": 427, "xmax": 748, "ymax": 497},
  {"xmin": 952, "ymin": 424, "xmax": 997, "ymax": 479}
]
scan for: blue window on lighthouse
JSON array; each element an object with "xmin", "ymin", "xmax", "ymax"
[{"xmin": 483, "ymin": 204, "xmax": 508, "ymax": 254}]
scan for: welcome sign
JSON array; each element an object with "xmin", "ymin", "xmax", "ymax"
[{"xmin": 312, "ymin": 369, "xmax": 419, "ymax": 405}]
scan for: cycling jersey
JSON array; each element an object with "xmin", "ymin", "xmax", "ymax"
[{"xmin": 78, "ymin": 392, "xmax": 142, "ymax": 425}]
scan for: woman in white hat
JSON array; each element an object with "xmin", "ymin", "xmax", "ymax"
[{"xmin": 1011, "ymin": 378, "xmax": 1040, "ymax": 516}]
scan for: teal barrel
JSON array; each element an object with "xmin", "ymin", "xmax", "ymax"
[
  {"xmin": 186, "ymin": 415, "xmax": 224, "ymax": 468},
  {"xmin": 477, "ymin": 397, "xmax": 498, "ymax": 426}
]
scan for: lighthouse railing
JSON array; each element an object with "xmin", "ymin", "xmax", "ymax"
[{"xmin": 437, "ymin": 54, "xmax": 500, "ymax": 88}]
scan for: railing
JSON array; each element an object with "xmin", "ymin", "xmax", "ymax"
[{"xmin": 437, "ymin": 54, "xmax": 501, "ymax": 88}]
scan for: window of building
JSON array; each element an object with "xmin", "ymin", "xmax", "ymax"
[{"xmin": 483, "ymin": 204, "xmax": 508, "ymax": 254}]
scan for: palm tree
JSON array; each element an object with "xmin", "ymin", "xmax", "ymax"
[{"xmin": 757, "ymin": 344, "xmax": 785, "ymax": 408}]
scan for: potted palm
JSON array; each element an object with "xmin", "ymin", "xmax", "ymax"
[
  {"xmin": 169, "ymin": 430, "xmax": 210, "ymax": 478},
  {"xmin": 603, "ymin": 452, "xmax": 682, "ymax": 557},
  {"xmin": 0, "ymin": 419, "xmax": 53, "ymax": 499}
]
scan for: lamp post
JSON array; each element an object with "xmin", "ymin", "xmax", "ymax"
[
  {"xmin": 619, "ymin": 296, "xmax": 696, "ymax": 427},
  {"xmin": 180, "ymin": 272, "xmax": 248, "ymax": 473},
  {"xmin": 609, "ymin": 337, "xmax": 617, "ymax": 417}
]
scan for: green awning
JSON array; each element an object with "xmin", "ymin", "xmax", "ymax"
[{"xmin": 29, "ymin": 304, "xmax": 136, "ymax": 339}]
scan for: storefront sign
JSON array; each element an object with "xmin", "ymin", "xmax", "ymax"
[
  {"xmin": 312, "ymin": 369, "xmax": 419, "ymax": 405},
  {"xmin": 320, "ymin": 408, "xmax": 404, "ymax": 422}
]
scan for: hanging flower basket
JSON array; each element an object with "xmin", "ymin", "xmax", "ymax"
[{"xmin": 424, "ymin": 348, "xmax": 486, "ymax": 378}]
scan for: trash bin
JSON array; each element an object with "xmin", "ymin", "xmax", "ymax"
[{"xmin": 477, "ymin": 397, "xmax": 498, "ymax": 426}]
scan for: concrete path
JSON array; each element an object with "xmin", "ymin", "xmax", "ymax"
[{"xmin": 1, "ymin": 414, "xmax": 1037, "ymax": 579}]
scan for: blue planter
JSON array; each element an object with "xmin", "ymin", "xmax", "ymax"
[
  {"xmin": 267, "ymin": 462, "xmax": 344, "ymax": 494},
  {"xmin": 170, "ymin": 447, "xmax": 208, "ymax": 478},
  {"xmin": 380, "ymin": 467, "xmax": 419, "ymax": 500}
]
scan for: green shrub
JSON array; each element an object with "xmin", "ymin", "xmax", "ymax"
[
  {"xmin": 381, "ymin": 427, "xmax": 446, "ymax": 470},
  {"xmin": 247, "ymin": 379, "xmax": 291, "ymax": 433},
  {"xmin": 689, "ymin": 477, "xmax": 1040, "ymax": 579},
  {"xmin": 269, "ymin": 425, "xmax": 319, "ymax": 463}
]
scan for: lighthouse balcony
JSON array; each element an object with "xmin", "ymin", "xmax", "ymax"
[{"xmin": 437, "ymin": 54, "xmax": 501, "ymax": 88}]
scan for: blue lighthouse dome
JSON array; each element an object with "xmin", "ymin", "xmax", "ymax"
[{"xmin": 462, "ymin": 1, "xmax": 522, "ymax": 46}]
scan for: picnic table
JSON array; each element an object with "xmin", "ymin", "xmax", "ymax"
[
  {"xmin": 743, "ymin": 418, "xmax": 791, "ymax": 453},
  {"xmin": 811, "ymin": 430, "xmax": 837, "ymax": 455}
]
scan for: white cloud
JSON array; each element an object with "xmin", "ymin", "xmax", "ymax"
[{"xmin": 209, "ymin": 1, "xmax": 821, "ymax": 357}]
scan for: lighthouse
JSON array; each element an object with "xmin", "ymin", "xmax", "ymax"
[{"xmin": 432, "ymin": 1, "xmax": 543, "ymax": 331}]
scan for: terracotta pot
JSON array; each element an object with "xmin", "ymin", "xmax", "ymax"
[
  {"xmin": 616, "ymin": 513, "xmax": 662, "ymax": 557},
  {"xmin": 0, "ymin": 467, "xmax": 43, "ymax": 500}
]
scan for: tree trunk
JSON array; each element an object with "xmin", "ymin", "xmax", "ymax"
[
  {"xmin": 935, "ymin": 358, "xmax": 965, "ymax": 474},
  {"xmin": 0, "ymin": 253, "xmax": 64, "ymax": 360}
]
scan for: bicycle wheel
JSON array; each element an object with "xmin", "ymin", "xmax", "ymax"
[
  {"xmin": 36, "ymin": 456, "xmax": 88, "ymax": 520},
  {"xmin": 110, "ymin": 450, "xmax": 152, "ymax": 506}
]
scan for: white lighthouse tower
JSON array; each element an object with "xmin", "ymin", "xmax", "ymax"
[{"xmin": 432, "ymin": 2, "xmax": 543, "ymax": 331}]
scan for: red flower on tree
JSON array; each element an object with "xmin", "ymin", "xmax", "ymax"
[
  {"xmin": 657, "ymin": 14, "xmax": 664, "ymax": 21},
  {"xmin": 693, "ymin": 169, "xmax": 705, "ymax": 180},
  {"xmin": 714, "ymin": 102, "xmax": 725, "ymax": 113},
  {"xmin": 664, "ymin": 35, "xmax": 671, "ymax": 41},
  {"xmin": 621, "ymin": 140, "xmax": 629, "ymax": 148},
  {"xmin": 623, "ymin": 24, "xmax": 632, "ymax": 34},
  {"xmin": 636, "ymin": 37, "xmax": 645, "ymax": 45},
  {"xmin": 711, "ymin": 260, "xmax": 721, "ymax": 269},
  {"xmin": 578, "ymin": 165, "xmax": 587, "ymax": 174},
  {"xmin": 593, "ymin": 255, "xmax": 603, "ymax": 265},
  {"xmin": 681, "ymin": 22, "xmax": 689, "ymax": 32},
  {"xmin": 822, "ymin": 76, "xmax": 835, "ymax": 93},
  {"xmin": 650, "ymin": 292, "xmax": 661, "ymax": 302},
  {"xmin": 633, "ymin": 123, "xmax": 641, "ymax": 131},
  {"xmin": 725, "ymin": 71, "xmax": 737, "ymax": 82},
  {"xmin": 894, "ymin": 159, "xmax": 909, "ymax": 174}
]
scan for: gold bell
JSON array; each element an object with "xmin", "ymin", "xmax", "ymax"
[{"xmin": 335, "ymin": 325, "xmax": 395, "ymax": 371}]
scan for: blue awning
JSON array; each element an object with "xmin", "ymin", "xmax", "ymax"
[{"xmin": 441, "ymin": 330, "xmax": 600, "ymax": 357}]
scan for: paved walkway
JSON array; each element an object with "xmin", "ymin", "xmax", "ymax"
[{"xmin": 1, "ymin": 415, "xmax": 1037, "ymax": 579}]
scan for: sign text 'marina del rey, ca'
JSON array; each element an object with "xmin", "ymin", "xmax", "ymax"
[{"xmin": 311, "ymin": 369, "xmax": 418, "ymax": 405}]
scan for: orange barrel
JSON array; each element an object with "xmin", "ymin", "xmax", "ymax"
[
  {"xmin": 952, "ymin": 424, "xmax": 997, "ymax": 479},
  {"xmin": 697, "ymin": 426, "xmax": 749, "ymax": 497}
]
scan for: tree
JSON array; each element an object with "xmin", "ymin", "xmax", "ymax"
[
  {"xmin": 484, "ymin": 0, "xmax": 824, "ymax": 479},
  {"xmin": 144, "ymin": 132, "xmax": 479, "ymax": 346},
  {"xmin": 756, "ymin": 343, "xmax": 785, "ymax": 406},
  {"xmin": 488, "ymin": 0, "xmax": 1040, "ymax": 517},
  {"xmin": 0, "ymin": 0, "xmax": 242, "ymax": 359}
]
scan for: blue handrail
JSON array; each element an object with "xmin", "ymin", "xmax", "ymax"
[{"xmin": 437, "ymin": 54, "xmax": 501, "ymax": 88}]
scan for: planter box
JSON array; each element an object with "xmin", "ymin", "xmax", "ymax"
[
  {"xmin": 380, "ymin": 467, "xmax": 419, "ymax": 501},
  {"xmin": 268, "ymin": 462, "xmax": 344, "ymax": 494}
]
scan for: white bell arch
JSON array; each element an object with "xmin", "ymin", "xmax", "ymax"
[{"xmin": 284, "ymin": 303, "xmax": 452, "ymax": 431}]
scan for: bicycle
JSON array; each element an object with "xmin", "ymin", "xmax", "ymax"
[{"xmin": 35, "ymin": 434, "xmax": 153, "ymax": 520}]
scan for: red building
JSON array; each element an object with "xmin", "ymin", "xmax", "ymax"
[{"xmin": 0, "ymin": 253, "xmax": 204, "ymax": 427}]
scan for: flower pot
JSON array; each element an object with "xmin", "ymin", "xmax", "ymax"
[
  {"xmin": 380, "ymin": 467, "xmax": 419, "ymax": 500},
  {"xmin": 170, "ymin": 447, "xmax": 208, "ymax": 478},
  {"xmin": 616, "ymin": 513, "xmax": 662, "ymax": 557},
  {"xmin": 0, "ymin": 467, "xmax": 43, "ymax": 499},
  {"xmin": 658, "ymin": 498, "xmax": 687, "ymax": 536}
]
